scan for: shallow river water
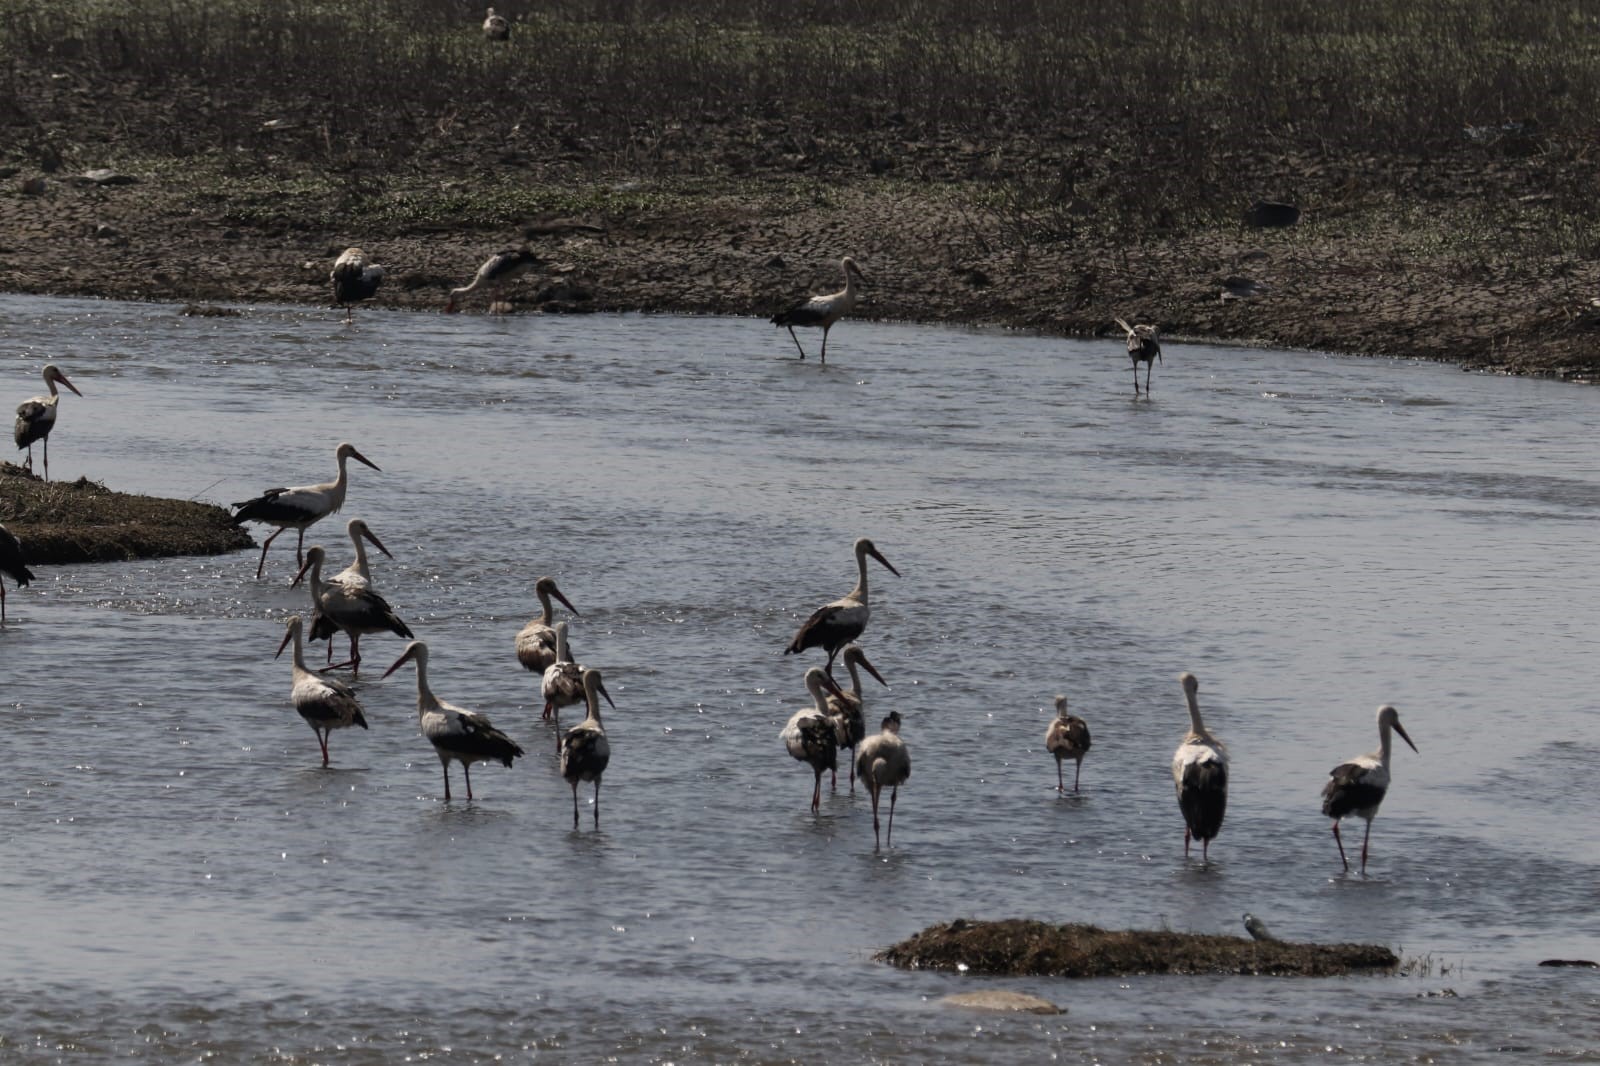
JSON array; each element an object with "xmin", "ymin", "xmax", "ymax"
[{"xmin": 1, "ymin": 293, "xmax": 1597, "ymax": 1062}]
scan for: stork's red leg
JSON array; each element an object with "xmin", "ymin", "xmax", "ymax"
[
  {"xmin": 1332, "ymin": 822, "xmax": 1349, "ymax": 870},
  {"xmin": 256, "ymin": 527, "xmax": 285, "ymax": 579},
  {"xmin": 787, "ymin": 326, "xmax": 807, "ymax": 360}
]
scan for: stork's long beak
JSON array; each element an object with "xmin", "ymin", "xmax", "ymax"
[
  {"xmin": 1395, "ymin": 721, "xmax": 1418, "ymax": 754},
  {"xmin": 552, "ymin": 586, "xmax": 580, "ymax": 617},
  {"xmin": 868, "ymin": 545, "xmax": 900, "ymax": 577},
  {"xmin": 362, "ymin": 525, "xmax": 395, "ymax": 560},
  {"xmin": 289, "ymin": 556, "xmax": 313, "ymax": 589},
  {"xmin": 349, "ymin": 447, "xmax": 381, "ymax": 472},
  {"xmin": 275, "ymin": 628, "xmax": 293, "ymax": 660},
  {"xmin": 858, "ymin": 652, "xmax": 888, "ymax": 688},
  {"xmin": 53, "ymin": 369, "xmax": 83, "ymax": 396},
  {"xmin": 597, "ymin": 680, "xmax": 616, "ymax": 709},
  {"xmin": 381, "ymin": 646, "xmax": 415, "ymax": 680},
  {"xmin": 820, "ymin": 672, "xmax": 847, "ymax": 700}
]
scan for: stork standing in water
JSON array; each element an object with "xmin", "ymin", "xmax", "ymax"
[
  {"xmin": 0, "ymin": 522, "xmax": 34, "ymax": 623},
  {"xmin": 482, "ymin": 6, "xmax": 510, "ymax": 39},
  {"xmin": 330, "ymin": 247, "xmax": 384, "ymax": 322},
  {"xmin": 782, "ymin": 667, "xmax": 849, "ymax": 813},
  {"xmin": 316, "ymin": 517, "xmax": 395, "ymax": 663},
  {"xmin": 541, "ymin": 621, "xmax": 613, "ymax": 727},
  {"xmin": 1045, "ymin": 694, "xmax": 1092, "ymax": 793},
  {"xmin": 293, "ymin": 545, "xmax": 413, "ymax": 674},
  {"xmin": 823, "ymin": 644, "xmax": 887, "ymax": 792},
  {"xmin": 560, "ymin": 667, "xmax": 615, "ymax": 829},
  {"xmin": 275, "ymin": 614, "xmax": 369, "ymax": 766},
  {"xmin": 232, "ymin": 442, "xmax": 381, "ymax": 579},
  {"xmin": 857, "ymin": 711, "xmax": 910, "ymax": 848},
  {"xmin": 771, "ymin": 256, "xmax": 865, "ymax": 364},
  {"xmin": 445, "ymin": 249, "xmax": 539, "ymax": 313},
  {"xmin": 1115, "ymin": 317, "xmax": 1162, "ymax": 395},
  {"xmin": 14, "ymin": 363, "xmax": 83, "ymax": 482},
  {"xmin": 515, "ymin": 576, "xmax": 581, "ymax": 676},
  {"xmin": 1172, "ymin": 672, "xmax": 1227, "ymax": 861},
  {"xmin": 785, "ymin": 537, "xmax": 899, "ymax": 675},
  {"xmin": 384, "ymin": 640, "xmax": 524, "ymax": 801},
  {"xmin": 1322, "ymin": 705, "xmax": 1419, "ymax": 875}
]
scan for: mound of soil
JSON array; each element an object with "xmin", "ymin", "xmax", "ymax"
[
  {"xmin": 878, "ymin": 919, "xmax": 1399, "ymax": 978},
  {"xmin": 0, "ymin": 463, "xmax": 252, "ymax": 564}
]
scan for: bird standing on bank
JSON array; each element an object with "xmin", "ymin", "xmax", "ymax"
[
  {"xmin": 383, "ymin": 641, "xmax": 524, "ymax": 801},
  {"xmin": 856, "ymin": 710, "xmax": 910, "ymax": 849},
  {"xmin": 0, "ymin": 522, "xmax": 34, "ymax": 623},
  {"xmin": 1115, "ymin": 317, "xmax": 1162, "ymax": 395},
  {"xmin": 782, "ymin": 667, "xmax": 848, "ymax": 813},
  {"xmin": 1045, "ymin": 694, "xmax": 1092, "ymax": 792},
  {"xmin": 1172, "ymin": 672, "xmax": 1227, "ymax": 861},
  {"xmin": 231, "ymin": 442, "xmax": 381, "ymax": 579},
  {"xmin": 330, "ymin": 247, "xmax": 384, "ymax": 322},
  {"xmin": 560, "ymin": 667, "xmax": 615, "ymax": 829},
  {"xmin": 482, "ymin": 7, "xmax": 510, "ymax": 39},
  {"xmin": 1322, "ymin": 705, "xmax": 1419, "ymax": 875},
  {"xmin": 276, "ymin": 614, "xmax": 369, "ymax": 766},
  {"xmin": 445, "ymin": 249, "xmax": 539, "ymax": 313},
  {"xmin": 771, "ymin": 256, "xmax": 865, "ymax": 364},
  {"xmin": 14, "ymin": 363, "xmax": 83, "ymax": 482},
  {"xmin": 784, "ymin": 537, "xmax": 899, "ymax": 675}
]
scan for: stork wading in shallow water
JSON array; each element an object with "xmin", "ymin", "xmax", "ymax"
[
  {"xmin": 771, "ymin": 256, "xmax": 865, "ymax": 364},
  {"xmin": 0, "ymin": 523, "xmax": 34, "ymax": 623},
  {"xmin": 823, "ymin": 644, "xmax": 887, "ymax": 792},
  {"xmin": 383, "ymin": 640, "xmax": 524, "ymax": 801},
  {"xmin": 560, "ymin": 667, "xmax": 616, "ymax": 829},
  {"xmin": 1115, "ymin": 317, "xmax": 1162, "ymax": 395},
  {"xmin": 782, "ymin": 667, "xmax": 849, "ymax": 813},
  {"xmin": 315, "ymin": 517, "xmax": 396, "ymax": 663},
  {"xmin": 1322, "ymin": 705, "xmax": 1419, "ymax": 875},
  {"xmin": 231, "ymin": 442, "xmax": 381, "ymax": 579},
  {"xmin": 515, "ymin": 576, "xmax": 580, "ymax": 677},
  {"xmin": 856, "ymin": 711, "xmax": 910, "ymax": 849},
  {"xmin": 784, "ymin": 538, "xmax": 899, "ymax": 676},
  {"xmin": 1045, "ymin": 695, "xmax": 1092, "ymax": 793},
  {"xmin": 293, "ymin": 545, "xmax": 413, "ymax": 675},
  {"xmin": 445, "ymin": 249, "xmax": 539, "ymax": 313},
  {"xmin": 330, "ymin": 247, "xmax": 384, "ymax": 322},
  {"xmin": 14, "ymin": 363, "xmax": 83, "ymax": 482},
  {"xmin": 482, "ymin": 7, "xmax": 510, "ymax": 39},
  {"xmin": 1172, "ymin": 672, "xmax": 1227, "ymax": 861},
  {"xmin": 276, "ymin": 614, "xmax": 369, "ymax": 766},
  {"xmin": 541, "ymin": 620, "xmax": 613, "ymax": 731}
]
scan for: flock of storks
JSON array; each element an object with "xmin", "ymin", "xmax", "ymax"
[{"xmin": 3, "ymin": 252, "xmax": 1419, "ymax": 864}]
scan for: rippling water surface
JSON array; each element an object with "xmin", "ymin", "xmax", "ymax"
[{"xmin": 2, "ymin": 294, "xmax": 1598, "ymax": 1062}]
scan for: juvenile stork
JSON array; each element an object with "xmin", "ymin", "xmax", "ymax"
[
  {"xmin": 771, "ymin": 256, "xmax": 865, "ymax": 364},
  {"xmin": 515, "ymin": 576, "xmax": 581, "ymax": 676},
  {"xmin": 231, "ymin": 442, "xmax": 381, "ymax": 579},
  {"xmin": 1172, "ymin": 672, "xmax": 1228, "ymax": 861},
  {"xmin": 823, "ymin": 643, "xmax": 887, "ymax": 792},
  {"xmin": 293, "ymin": 545, "xmax": 413, "ymax": 674},
  {"xmin": 784, "ymin": 537, "xmax": 899, "ymax": 675},
  {"xmin": 482, "ymin": 6, "xmax": 510, "ymax": 39},
  {"xmin": 14, "ymin": 363, "xmax": 83, "ymax": 482},
  {"xmin": 310, "ymin": 517, "xmax": 396, "ymax": 663},
  {"xmin": 1045, "ymin": 694, "xmax": 1092, "ymax": 792},
  {"xmin": 0, "ymin": 523, "xmax": 34, "ymax": 623},
  {"xmin": 445, "ymin": 248, "xmax": 539, "ymax": 313},
  {"xmin": 781, "ymin": 667, "xmax": 848, "ymax": 813},
  {"xmin": 330, "ymin": 247, "xmax": 384, "ymax": 322},
  {"xmin": 275, "ymin": 614, "xmax": 369, "ymax": 767},
  {"xmin": 1115, "ymin": 317, "xmax": 1162, "ymax": 395},
  {"xmin": 560, "ymin": 667, "xmax": 616, "ymax": 829},
  {"xmin": 541, "ymin": 620, "xmax": 613, "ymax": 724},
  {"xmin": 1322, "ymin": 705, "xmax": 1419, "ymax": 875},
  {"xmin": 383, "ymin": 640, "xmax": 524, "ymax": 801},
  {"xmin": 856, "ymin": 710, "xmax": 910, "ymax": 849}
]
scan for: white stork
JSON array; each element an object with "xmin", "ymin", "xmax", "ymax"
[
  {"xmin": 515, "ymin": 575, "xmax": 581, "ymax": 675},
  {"xmin": 383, "ymin": 640, "xmax": 525, "ymax": 801},
  {"xmin": 856, "ymin": 710, "xmax": 910, "ymax": 849},
  {"xmin": 784, "ymin": 537, "xmax": 899, "ymax": 675},
  {"xmin": 445, "ymin": 248, "xmax": 539, "ymax": 313},
  {"xmin": 330, "ymin": 247, "xmax": 384, "ymax": 322},
  {"xmin": 1115, "ymin": 317, "xmax": 1162, "ymax": 395},
  {"xmin": 231, "ymin": 441, "xmax": 381, "ymax": 579},
  {"xmin": 1172, "ymin": 672, "xmax": 1228, "ymax": 861},
  {"xmin": 14, "ymin": 363, "xmax": 83, "ymax": 482},
  {"xmin": 823, "ymin": 643, "xmax": 887, "ymax": 792},
  {"xmin": 560, "ymin": 667, "xmax": 616, "ymax": 829},
  {"xmin": 1322, "ymin": 705, "xmax": 1419, "ymax": 875},
  {"xmin": 771, "ymin": 256, "xmax": 865, "ymax": 364},
  {"xmin": 781, "ymin": 666, "xmax": 848, "ymax": 813},
  {"xmin": 541, "ymin": 620, "xmax": 614, "ymax": 729},
  {"xmin": 0, "ymin": 522, "xmax": 34, "ymax": 623},
  {"xmin": 275, "ymin": 613, "xmax": 369, "ymax": 766},
  {"xmin": 314, "ymin": 517, "xmax": 396, "ymax": 663},
  {"xmin": 1045, "ymin": 694, "xmax": 1092, "ymax": 793},
  {"xmin": 292, "ymin": 545, "xmax": 413, "ymax": 675},
  {"xmin": 482, "ymin": 6, "xmax": 510, "ymax": 40}
]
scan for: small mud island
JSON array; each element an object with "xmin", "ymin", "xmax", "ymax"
[
  {"xmin": 0, "ymin": 464, "xmax": 252, "ymax": 564},
  {"xmin": 879, "ymin": 919, "xmax": 1399, "ymax": 978}
]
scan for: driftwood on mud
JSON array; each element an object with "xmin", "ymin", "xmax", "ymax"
[
  {"xmin": 877, "ymin": 919, "xmax": 1399, "ymax": 978},
  {"xmin": 0, "ymin": 464, "xmax": 252, "ymax": 564}
]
